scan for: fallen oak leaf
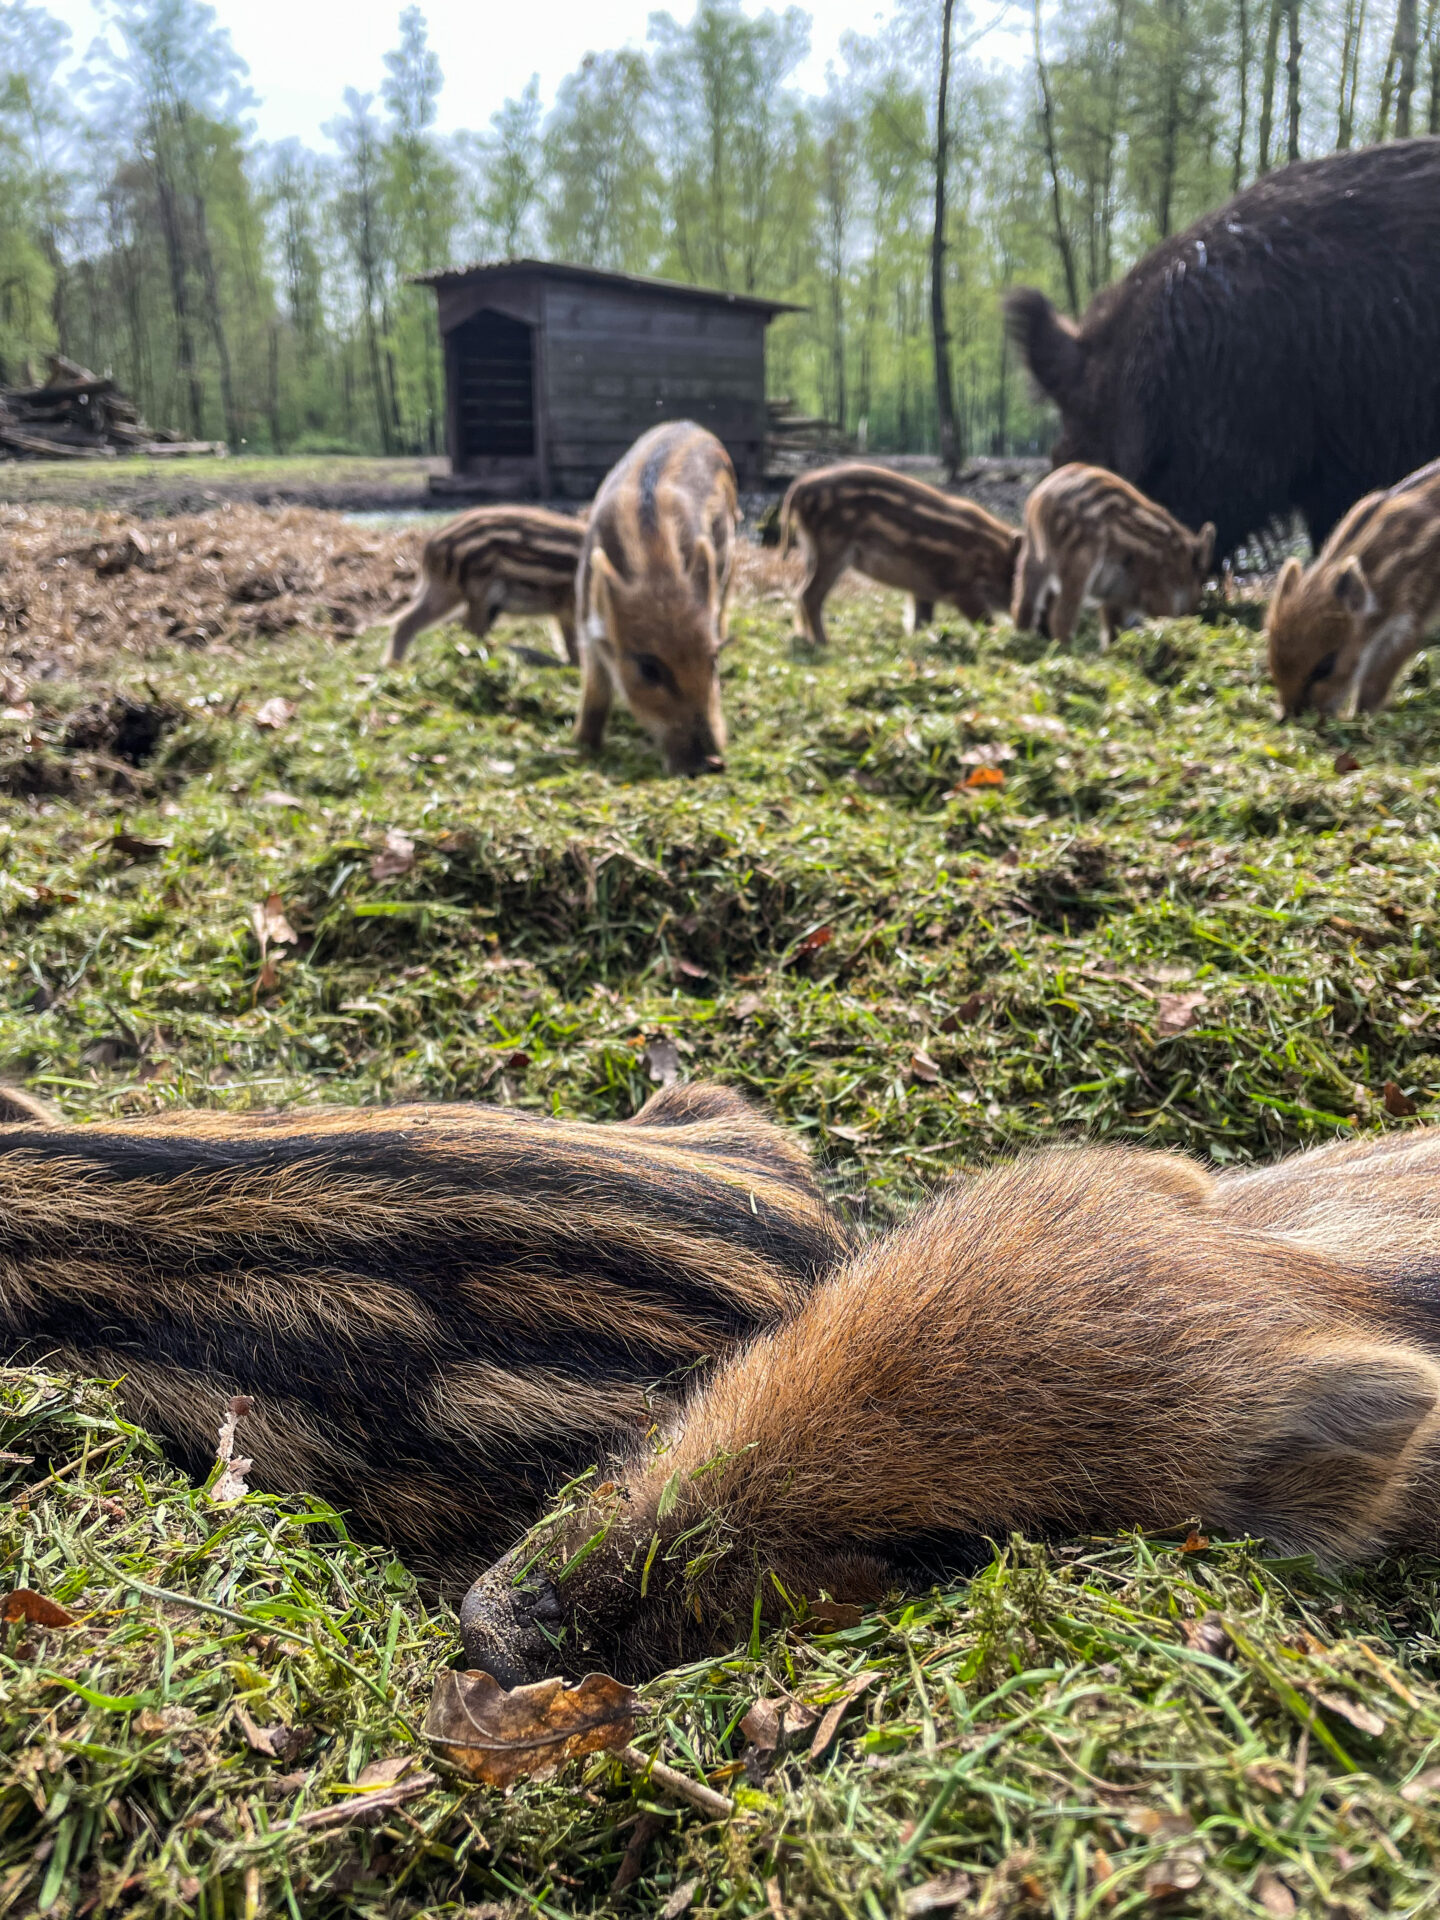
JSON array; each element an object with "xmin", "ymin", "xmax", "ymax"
[
  {"xmin": 424, "ymin": 1668, "xmax": 640, "ymax": 1790},
  {"xmin": 963, "ymin": 766, "xmax": 1006, "ymax": 788},
  {"xmin": 2, "ymin": 1589, "xmax": 77, "ymax": 1628},
  {"xmin": 1384, "ymin": 1080, "xmax": 1418, "ymax": 1117},
  {"xmin": 233, "ymin": 1702, "xmax": 309, "ymax": 1761}
]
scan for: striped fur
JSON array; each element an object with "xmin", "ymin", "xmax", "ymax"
[
  {"xmin": 383, "ymin": 506, "xmax": 586, "ymax": 668},
  {"xmin": 575, "ymin": 421, "xmax": 737, "ymax": 776},
  {"xmin": 0, "ymin": 1083, "xmax": 846, "ymax": 1591},
  {"xmin": 1266, "ymin": 459, "xmax": 1440, "ymax": 718},
  {"xmin": 463, "ymin": 1130, "xmax": 1440, "ymax": 1683},
  {"xmin": 780, "ymin": 463, "xmax": 1021, "ymax": 645},
  {"xmin": 1012, "ymin": 463, "xmax": 1215, "ymax": 648}
]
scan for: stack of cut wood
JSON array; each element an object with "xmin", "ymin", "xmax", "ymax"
[
  {"xmin": 764, "ymin": 396, "xmax": 852, "ymax": 476},
  {"xmin": 0, "ymin": 356, "xmax": 225, "ymax": 462}
]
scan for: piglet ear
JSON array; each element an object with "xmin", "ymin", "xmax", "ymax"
[
  {"xmin": 588, "ymin": 548, "xmax": 619, "ymax": 631},
  {"xmin": 691, "ymin": 537, "xmax": 716, "ymax": 611},
  {"xmin": 1271, "ymin": 555, "xmax": 1303, "ymax": 607},
  {"xmin": 1195, "ymin": 523, "xmax": 1216, "ymax": 575},
  {"xmin": 1223, "ymin": 1340, "xmax": 1440, "ymax": 1560},
  {"xmin": 1333, "ymin": 554, "xmax": 1373, "ymax": 613}
]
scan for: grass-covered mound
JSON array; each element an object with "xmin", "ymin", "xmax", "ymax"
[{"xmin": 5, "ymin": 543, "xmax": 1440, "ymax": 1913}]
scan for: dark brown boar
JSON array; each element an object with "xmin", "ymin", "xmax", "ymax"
[
  {"xmin": 575, "ymin": 421, "xmax": 737, "ymax": 776},
  {"xmin": 0, "ymin": 1083, "xmax": 846, "ymax": 1593},
  {"xmin": 1005, "ymin": 140, "xmax": 1440, "ymax": 558},
  {"xmin": 462, "ymin": 1133, "xmax": 1440, "ymax": 1684}
]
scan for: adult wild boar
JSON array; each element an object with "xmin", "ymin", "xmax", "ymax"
[{"xmin": 1005, "ymin": 140, "xmax": 1440, "ymax": 558}]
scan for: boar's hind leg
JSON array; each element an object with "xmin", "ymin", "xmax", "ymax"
[
  {"xmin": 1046, "ymin": 573, "xmax": 1088, "ymax": 647},
  {"xmin": 384, "ymin": 575, "xmax": 464, "ymax": 667},
  {"xmin": 1010, "ymin": 551, "xmax": 1049, "ymax": 635},
  {"xmin": 575, "ymin": 643, "xmax": 615, "ymax": 751},
  {"xmin": 796, "ymin": 547, "xmax": 848, "ymax": 647},
  {"xmin": 552, "ymin": 610, "xmax": 580, "ymax": 666},
  {"xmin": 904, "ymin": 597, "xmax": 936, "ymax": 636}
]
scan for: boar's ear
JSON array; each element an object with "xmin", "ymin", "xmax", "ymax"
[
  {"xmin": 1225, "ymin": 1339, "xmax": 1440, "ymax": 1559},
  {"xmin": 589, "ymin": 548, "xmax": 620, "ymax": 630},
  {"xmin": 1003, "ymin": 286, "xmax": 1087, "ymax": 407},
  {"xmin": 1195, "ymin": 523, "xmax": 1216, "ymax": 576},
  {"xmin": 1333, "ymin": 555, "xmax": 1374, "ymax": 614},
  {"xmin": 691, "ymin": 537, "xmax": 718, "ymax": 614},
  {"xmin": 1271, "ymin": 555, "xmax": 1303, "ymax": 607}
]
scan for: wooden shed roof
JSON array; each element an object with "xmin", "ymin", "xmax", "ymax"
[{"xmin": 412, "ymin": 257, "xmax": 804, "ymax": 317}]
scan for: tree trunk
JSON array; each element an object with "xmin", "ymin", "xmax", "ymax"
[
  {"xmin": 267, "ymin": 322, "xmax": 283, "ymax": 453},
  {"xmin": 190, "ymin": 186, "xmax": 241, "ymax": 450},
  {"xmin": 1033, "ymin": 0, "xmax": 1081, "ymax": 314},
  {"xmin": 931, "ymin": 0, "xmax": 962, "ymax": 478},
  {"xmin": 1429, "ymin": 0, "xmax": 1440, "ymax": 129},
  {"xmin": 1099, "ymin": 0, "xmax": 1128, "ymax": 285},
  {"xmin": 1257, "ymin": 0, "xmax": 1284, "ymax": 172},
  {"xmin": 1337, "ymin": 0, "xmax": 1366, "ymax": 144},
  {"xmin": 1155, "ymin": 0, "xmax": 1187, "ymax": 238},
  {"xmin": 152, "ymin": 141, "xmax": 204, "ymax": 438},
  {"xmin": 1284, "ymin": 0, "xmax": 1302, "ymax": 160},
  {"xmin": 1232, "ymin": 0, "xmax": 1250, "ymax": 187},
  {"xmin": 1391, "ymin": 0, "xmax": 1421, "ymax": 132}
]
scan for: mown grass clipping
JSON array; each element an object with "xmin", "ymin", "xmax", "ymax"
[{"xmin": 5, "ymin": 534, "xmax": 1440, "ymax": 1916}]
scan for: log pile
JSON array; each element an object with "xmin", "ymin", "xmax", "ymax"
[
  {"xmin": 764, "ymin": 396, "xmax": 852, "ymax": 477},
  {"xmin": 0, "ymin": 356, "xmax": 225, "ymax": 462}
]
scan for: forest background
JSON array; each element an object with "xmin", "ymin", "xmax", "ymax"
[{"xmin": 0, "ymin": 0, "xmax": 1435, "ymax": 470}]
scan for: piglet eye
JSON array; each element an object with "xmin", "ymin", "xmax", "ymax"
[
  {"xmin": 635, "ymin": 655, "xmax": 667, "ymax": 688},
  {"xmin": 1305, "ymin": 650, "xmax": 1339, "ymax": 689}
]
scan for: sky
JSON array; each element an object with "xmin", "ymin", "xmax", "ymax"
[{"xmin": 40, "ymin": 0, "xmax": 1027, "ymax": 150}]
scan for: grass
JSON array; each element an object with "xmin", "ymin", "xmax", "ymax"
[
  {"xmin": 5, "ymin": 556, "xmax": 1440, "ymax": 1914},
  {"xmin": 0, "ymin": 454, "xmax": 436, "ymax": 513}
]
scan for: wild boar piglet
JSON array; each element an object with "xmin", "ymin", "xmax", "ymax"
[
  {"xmin": 576, "ymin": 421, "xmax": 737, "ymax": 776},
  {"xmin": 1012, "ymin": 463, "xmax": 1214, "ymax": 647},
  {"xmin": 1267, "ymin": 458, "xmax": 1440, "ymax": 718},
  {"xmin": 779, "ymin": 462, "xmax": 1020, "ymax": 646},
  {"xmin": 383, "ymin": 505, "xmax": 585, "ymax": 669}
]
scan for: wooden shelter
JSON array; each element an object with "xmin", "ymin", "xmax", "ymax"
[{"xmin": 415, "ymin": 260, "xmax": 801, "ymax": 499}]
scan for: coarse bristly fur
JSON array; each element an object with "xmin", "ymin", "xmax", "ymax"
[
  {"xmin": 778, "ymin": 462, "xmax": 1021, "ymax": 646},
  {"xmin": 574, "ymin": 420, "xmax": 738, "ymax": 776},
  {"xmin": 383, "ymin": 505, "xmax": 585, "ymax": 669},
  {"xmin": 0, "ymin": 1083, "xmax": 847, "ymax": 1593},
  {"xmin": 1266, "ymin": 458, "xmax": 1440, "ymax": 719},
  {"xmin": 462, "ymin": 1133, "xmax": 1440, "ymax": 1684},
  {"xmin": 1004, "ymin": 140, "xmax": 1440, "ymax": 557},
  {"xmin": 1011, "ymin": 463, "xmax": 1214, "ymax": 648}
]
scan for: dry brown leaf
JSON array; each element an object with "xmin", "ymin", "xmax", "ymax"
[
  {"xmin": 370, "ymin": 828, "xmax": 417, "ymax": 881},
  {"xmin": 1254, "ymin": 1869, "xmax": 1297, "ymax": 1917},
  {"xmin": 253, "ymin": 696, "xmax": 296, "ymax": 730},
  {"xmin": 1127, "ymin": 1809, "xmax": 1194, "ymax": 1841},
  {"xmin": 964, "ymin": 765, "xmax": 1006, "ymax": 788},
  {"xmin": 210, "ymin": 1392, "xmax": 253, "ymax": 1504},
  {"xmin": 795, "ymin": 924, "xmax": 834, "ymax": 955},
  {"xmin": 110, "ymin": 831, "xmax": 173, "ymax": 862},
  {"xmin": 645, "ymin": 1036, "xmax": 681, "ymax": 1087},
  {"xmin": 1333, "ymin": 750, "xmax": 1361, "ymax": 775},
  {"xmin": 910, "ymin": 1049, "xmax": 943, "ymax": 1084},
  {"xmin": 741, "ymin": 1695, "xmax": 821, "ymax": 1762},
  {"xmin": 903, "ymin": 1871, "xmax": 975, "ymax": 1916},
  {"xmin": 798, "ymin": 1600, "xmax": 867, "ymax": 1634},
  {"xmin": 809, "ymin": 1672, "xmax": 878, "ymax": 1760},
  {"xmin": 250, "ymin": 893, "xmax": 298, "ymax": 958},
  {"xmin": 1180, "ymin": 1529, "xmax": 1210, "ymax": 1553},
  {"xmin": 941, "ymin": 993, "xmax": 987, "ymax": 1029},
  {"xmin": 1314, "ymin": 1690, "xmax": 1385, "ymax": 1737},
  {"xmin": 1156, "ymin": 990, "xmax": 1206, "ymax": 1036},
  {"xmin": 1383, "ymin": 1080, "xmax": 1419, "ymax": 1117},
  {"xmin": 136, "ymin": 1705, "xmax": 197, "ymax": 1736},
  {"xmin": 1180, "ymin": 1612, "xmax": 1233, "ymax": 1661},
  {"xmin": 354, "ymin": 1754, "xmax": 419, "ymax": 1790},
  {"xmin": 233, "ymin": 1702, "xmax": 307, "ymax": 1761},
  {"xmin": 2, "ymin": 1588, "xmax": 77, "ymax": 1628},
  {"xmin": 424, "ymin": 1668, "xmax": 640, "ymax": 1790}
]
